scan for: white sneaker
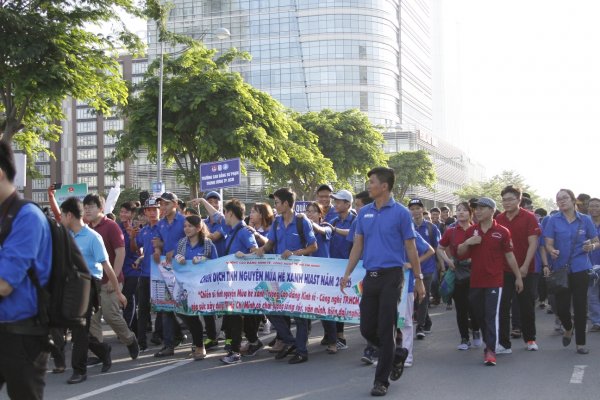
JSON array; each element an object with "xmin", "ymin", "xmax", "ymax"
[
  {"xmin": 526, "ymin": 341, "xmax": 539, "ymax": 351},
  {"xmin": 262, "ymin": 320, "xmax": 271, "ymax": 335},
  {"xmin": 404, "ymin": 360, "xmax": 413, "ymax": 368},
  {"xmin": 457, "ymin": 338, "xmax": 471, "ymax": 351},
  {"xmin": 496, "ymin": 344, "xmax": 512, "ymax": 354},
  {"xmin": 472, "ymin": 331, "xmax": 483, "ymax": 348}
]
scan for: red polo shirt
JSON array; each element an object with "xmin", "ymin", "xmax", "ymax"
[
  {"xmin": 439, "ymin": 223, "xmax": 473, "ymax": 260},
  {"xmin": 496, "ymin": 208, "xmax": 541, "ymax": 273},
  {"xmin": 464, "ymin": 220, "xmax": 513, "ymax": 288},
  {"xmin": 91, "ymin": 216, "xmax": 125, "ymax": 284}
]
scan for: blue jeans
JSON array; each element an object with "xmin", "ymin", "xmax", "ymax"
[{"xmin": 270, "ymin": 316, "xmax": 308, "ymax": 355}]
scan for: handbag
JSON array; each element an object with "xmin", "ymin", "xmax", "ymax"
[
  {"xmin": 440, "ymin": 269, "xmax": 455, "ymax": 303},
  {"xmin": 546, "ymin": 220, "xmax": 581, "ymax": 294},
  {"xmin": 453, "ymin": 259, "xmax": 472, "ymax": 282}
]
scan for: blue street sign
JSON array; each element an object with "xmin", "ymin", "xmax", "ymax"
[{"xmin": 200, "ymin": 158, "xmax": 241, "ymax": 192}]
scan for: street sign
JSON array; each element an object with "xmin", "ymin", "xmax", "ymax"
[
  {"xmin": 200, "ymin": 158, "xmax": 241, "ymax": 192},
  {"xmin": 152, "ymin": 181, "xmax": 165, "ymax": 197},
  {"xmin": 294, "ymin": 201, "xmax": 311, "ymax": 213},
  {"xmin": 54, "ymin": 183, "xmax": 88, "ymax": 205}
]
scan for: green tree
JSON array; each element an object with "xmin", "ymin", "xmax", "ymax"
[
  {"xmin": 0, "ymin": 0, "xmax": 144, "ymax": 167},
  {"xmin": 455, "ymin": 170, "xmax": 547, "ymax": 210},
  {"xmin": 387, "ymin": 150, "xmax": 436, "ymax": 201},
  {"xmin": 263, "ymin": 118, "xmax": 336, "ymax": 199},
  {"xmin": 115, "ymin": 45, "xmax": 294, "ymax": 198},
  {"xmin": 294, "ymin": 109, "xmax": 387, "ymax": 188}
]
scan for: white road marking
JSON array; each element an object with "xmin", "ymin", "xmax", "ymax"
[
  {"xmin": 64, "ymin": 359, "xmax": 193, "ymax": 400},
  {"xmin": 569, "ymin": 365, "xmax": 587, "ymax": 384}
]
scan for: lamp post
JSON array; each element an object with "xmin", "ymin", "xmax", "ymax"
[{"xmin": 156, "ymin": 27, "xmax": 231, "ymax": 193}]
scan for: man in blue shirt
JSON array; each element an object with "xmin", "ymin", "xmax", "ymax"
[
  {"xmin": 118, "ymin": 201, "xmax": 142, "ymax": 335},
  {"xmin": 341, "ymin": 167, "xmax": 424, "ymax": 397},
  {"xmin": 60, "ymin": 197, "xmax": 126, "ymax": 384},
  {"xmin": 253, "ymin": 188, "xmax": 317, "ymax": 364},
  {"xmin": 130, "ymin": 197, "xmax": 161, "ymax": 351},
  {"xmin": 220, "ymin": 199, "xmax": 259, "ymax": 364},
  {"xmin": 195, "ymin": 191, "xmax": 230, "ymax": 257},
  {"xmin": 0, "ymin": 142, "xmax": 52, "ymax": 399},
  {"xmin": 408, "ymin": 198, "xmax": 441, "ymax": 339},
  {"xmin": 316, "ymin": 184, "xmax": 338, "ymax": 223},
  {"xmin": 152, "ymin": 192, "xmax": 186, "ymax": 357}
]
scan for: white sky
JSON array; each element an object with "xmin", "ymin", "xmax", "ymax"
[{"xmin": 444, "ymin": 0, "xmax": 600, "ymax": 199}]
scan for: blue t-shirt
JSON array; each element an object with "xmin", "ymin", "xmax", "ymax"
[
  {"xmin": 180, "ymin": 239, "xmax": 218, "ymax": 260},
  {"xmin": 135, "ymin": 223, "xmax": 161, "ymax": 277},
  {"xmin": 224, "ymin": 221, "xmax": 257, "ymax": 255},
  {"xmin": 119, "ymin": 222, "xmax": 140, "ymax": 278},
  {"xmin": 157, "ymin": 212, "xmax": 186, "ymax": 255},
  {"xmin": 205, "ymin": 212, "xmax": 230, "ymax": 257},
  {"xmin": 73, "ymin": 225, "xmax": 108, "ymax": 280},
  {"xmin": 330, "ymin": 213, "xmax": 355, "ymax": 259},
  {"xmin": 313, "ymin": 225, "xmax": 332, "ymax": 258},
  {"xmin": 414, "ymin": 221, "xmax": 440, "ymax": 275},
  {"xmin": 267, "ymin": 213, "xmax": 317, "ymax": 254},
  {"xmin": 543, "ymin": 211, "xmax": 598, "ymax": 273},
  {"xmin": 589, "ymin": 221, "xmax": 600, "ymax": 266},
  {"xmin": 355, "ymin": 197, "xmax": 417, "ymax": 271},
  {"xmin": 0, "ymin": 203, "xmax": 52, "ymax": 322},
  {"xmin": 324, "ymin": 206, "xmax": 338, "ymax": 224}
]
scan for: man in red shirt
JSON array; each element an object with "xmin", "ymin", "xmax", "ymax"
[
  {"xmin": 458, "ymin": 197, "xmax": 523, "ymax": 366},
  {"xmin": 84, "ymin": 194, "xmax": 139, "ymax": 362},
  {"xmin": 496, "ymin": 186, "xmax": 541, "ymax": 353}
]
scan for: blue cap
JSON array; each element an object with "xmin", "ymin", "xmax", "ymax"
[{"xmin": 204, "ymin": 191, "xmax": 221, "ymax": 201}]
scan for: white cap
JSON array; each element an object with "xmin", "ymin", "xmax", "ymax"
[{"xmin": 331, "ymin": 189, "xmax": 353, "ymax": 203}]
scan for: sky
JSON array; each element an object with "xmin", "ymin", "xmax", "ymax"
[
  {"xmin": 119, "ymin": 1, "xmax": 599, "ymax": 200},
  {"xmin": 441, "ymin": 0, "xmax": 600, "ymax": 199}
]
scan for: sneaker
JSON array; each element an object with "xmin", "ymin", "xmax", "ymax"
[
  {"xmin": 589, "ymin": 324, "xmax": 600, "ymax": 333},
  {"xmin": 261, "ymin": 320, "xmax": 271, "ymax": 335},
  {"xmin": 275, "ymin": 344, "xmax": 296, "ymax": 360},
  {"xmin": 191, "ymin": 346, "xmax": 207, "ymax": 360},
  {"xmin": 390, "ymin": 347, "xmax": 408, "ymax": 381},
  {"xmin": 416, "ymin": 327, "xmax": 425, "ymax": 340},
  {"xmin": 154, "ymin": 346, "xmax": 175, "ymax": 357},
  {"xmin": 496, "ymin": 344, "xmax": 512, "ymax": 354},
  {"xmin": 288, "ymin": 353, "xmax": 308, "ymax": 364},
  {"xmin": 361, "ymin": 346, "xmax": 377, "ymax": 365},
  {"xmin": 220, "ymin": 351, "xmax": 242, "ymax": 364},
  {"xmin": 526, "ymin": 341, "xmax": 539, "ymax": 351},
  {"xmin": 243, "ymin": 340, "xmax": 264, "ymax": 357},
  {"xmin": 203, "ymin": 338, "xmax": 219, "ymax": 350},
  {"xmin": 472, "ymin": 331, "xmax": 483, "ymax": 348},
  {"xmin": 484, "ymin": 350, "xmax": 496, "ymax": 366},
  {"xmin": 370, "ymin": 382, "xmax": 388, "ymax": 396},
  {"xmin": 423, "ymin": 321, "xmax": 432, "ymax": 334},
  {"xmin": 101, "ymin": 345, "xmax": 112, "ymax": 373},
  {"xmin": 224, "ymin": 339, "xmax": 232, "ymax": 352},
  {"xmin": 127, "ymin": 337, "xmax": 140, "ymax": 360},
  {"xmin": 457, "ymin": 338, "xmax": 471, "ymax": 351},
  {"xmin": 268, "ymin": 339, "xmax": 285, "ymax": 353},
  {"xmin": 336, "ymin": 338, "xmax": 349, "ymax": 350},
  {"xmin": 404, "ymin": 360, "xmax": 413, "ymax": 368}
]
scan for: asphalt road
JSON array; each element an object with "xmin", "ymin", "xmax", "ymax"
[{"xmin": 4, "ymin": 304, "xmax": 599, "ymax": 400}]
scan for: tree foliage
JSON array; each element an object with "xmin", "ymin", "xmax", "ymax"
[
  {"xmin": 455, "ymin": 170, "xmax": 550, "ymax": 211},
  {"xmin": 0, "ymin": 0, "xmax": 144, "ymax": 168},
  {"xmin": 387, "ymin": 150, "xmax": 436, "ymax": 201},
  {"xmin": 263, "ymin": 116, "xmax": 336, "ymax": 199},
  {"xmin": 294, "ymin": 109, "xmax": 387, "ymax": 187},
  {"xmin": 115, "ymin": 45, "xmax": 294, "ymax": 198}
]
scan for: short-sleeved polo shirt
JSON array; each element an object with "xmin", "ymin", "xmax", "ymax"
[
  {"xmin": 330, "ymin": 213, "xmax": 355, "ymax": 259},
  {"xmin": 267, "ymin": 213, "xmax": 317, "ymax": 254},
  {"xmin": 439, "ymin": 224, "xmax": 472, "ymax": 261},
  {"xmin": 205, "ymin": 212, "xmax": 231, "ymax": 257},
  {"xmin": 496, "ymin": 208, "xmax": 541, "ymax": 273},
  {"xmin": 73, "ymin": 225, "xmax": 108, "ymax": 280},
  {"xmin": 224, "ymin": 221, "xmax": 257, "ymax": 256},
  {"xmin": 313, "ymin": 226, "xmax": 332, "ymax": 258},
  {"xmin": 119, "ymin": 221, "xmax": 140, "ymax": 278},
  {"xmin": 135, "ymin": 223, "xmax": 161, "ymax": 277},
  {"xmin": 414, "ymin": 221, "xmax": 440, "ymax": 275},
  {"xmin": 91, "ymin": 216, "xmax": 125, "ymax": 284},
  {"xmin": 179, "ymin": 238, "xmax": 218, "ymax": 260},
  {"xmin": 464, "ymin": 220, "xmax": 513, "ymax": 288},
  {"xmin": 324, "ymin": 207, "xmax": 338, "ymax": 224},
  {"xmin": 543, "ymin": 212, "xmax": 597, "ymax": 273},
  {"xmin": 157, "ymin": 212, "xmax": 186, "ymax": 255},
  {"xmin": 355, "ymin": 197, "xmax": 416, "ymax": 271}
]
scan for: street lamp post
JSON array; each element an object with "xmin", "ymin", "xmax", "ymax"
[{"xmin": 156, "ymin": 27, "xmax": 231, "ymax": 193}]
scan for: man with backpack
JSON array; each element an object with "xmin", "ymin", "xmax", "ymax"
[{"xmin": 0, "ymin": 142, "xmax": 53, "ymax": 399}]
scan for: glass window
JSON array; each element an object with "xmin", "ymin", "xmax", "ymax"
[
  {"xmin": 78, "ymin": 176, "xmax": 97, "ymax": 187},
  {"xmin": 77, "ymin": 149, "xmax": 97, "ymax": 160},
  {"xmin": 77, "ymin": 162, "xmax": 97, "ymax": 174},
  {"xmin": 104, "ymin": 119, "xmax": 124, "ymax": 132},
  {"xmin": 76, "ymin": 121, "xmax": 97, "ymax": 133},
  {"xmin": 77, "ymin": 135, "xmax": 97, "ymax": 147}
]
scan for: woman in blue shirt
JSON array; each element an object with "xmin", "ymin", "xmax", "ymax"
[
  {"xmin": 544, "ymin": 189, "xmax": 599, "ymax": 354},
  {"xmin": 174, "ymin": 215, "xmax": 217, "ymax": 360}
]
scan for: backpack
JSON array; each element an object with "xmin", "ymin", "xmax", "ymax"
[
  {"xmin": 272, "ymin": 215, "xmax": 306, "ymax": 249},
  {"xmin": 0, "ymin": 196, "xmax": 91, "ymax": 332}
]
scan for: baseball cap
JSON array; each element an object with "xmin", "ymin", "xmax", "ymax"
[
  {"xmin": 331, "ymin": 190, "xmax": 353, "ymax": 203},
  {"xmin": 143, "ymin": 197, "xmax": 160, "ymax": 208},
  {"xmin": 317, "ymin": 184, "xmax": 334, "ymax": 193},
  {"xmin": 476, "ymin": 197, "xmax": 496, "ymax": 209},
  {"xmin": 408, "ymin": 198, "xmax": 424, "ymax": 208},
  {"xmin": 159, "ymin": 192, "xmax": 178, "ymax": 203},
  {"xmin": 204, "ymin": 191, "xmax": 221, "ymax": 201}
]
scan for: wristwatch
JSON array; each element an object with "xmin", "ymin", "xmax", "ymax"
[{"xmin": 416, "ymin": 273, "xmax": 424, "ymax": 280}]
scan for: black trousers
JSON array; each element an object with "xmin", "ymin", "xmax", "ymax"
[
  {"xmin": 499, "ymin": 272, "xmax": 537, "ymax": 348},
  {"xmin": 203, "ymin": 315, "xmax": 217, "ymax": 341},
  {"xmin": 0, "ymin": 331, "xmax": 49, "ymax": 400},
  {"xmin": 359, "ymin": 268, "xmax": 403, "ymax": 387},
  {"xmin": 178, "ymin": 315, "xmax": 205, "ymax": 347},
  {"xmin": 71, "ymin": 280, "xmax": 110, "ymax": 375},
  {"xmin": 469, "ymin": 287, "xmax": 502, "ymax": 352},
  {"xmin": 556, "ymin": 270, "xmax": 589, "ymax": 346},
  {"xmin": 452, "ymin": 279, "xmax": 479, "ymax": 340},
  {"xmin": 131, "ymin": 277, "xmax": 151, "ymax": 347}
]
